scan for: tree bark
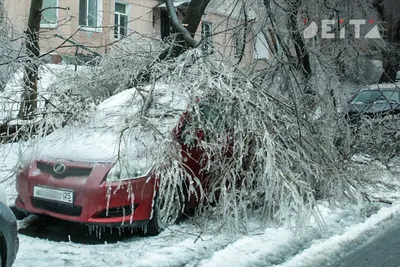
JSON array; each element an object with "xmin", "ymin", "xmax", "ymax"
[
  {"xmin": 286, "ymin": 0, "xmax": 312, "ymax": 82},
  {"xmin": 165, "ymin": 0, "xmax": 199, "ymax": 48},
  {"xmin": 18, "ymin": 0, "xmax": 43, "ymax": 119},
  {"xmin": 125, "ymin": 0, "xmax": 210, "ymax": 88},
  {"xmin": 162, "ymin": 0, "xmax": 210, "ymax": 59}
]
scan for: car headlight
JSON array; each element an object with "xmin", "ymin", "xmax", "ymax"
[{"xmin": 106, "ymin": 161, "xmax": 153, "ymax": 182}]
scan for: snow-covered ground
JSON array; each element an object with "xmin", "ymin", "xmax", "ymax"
[
  {"xmin": 1, "ymin": 138, "xmax": 399, "ymax": 266},
  {"xmin": 1, "ymin": 64, "xmax": 400, "ymax": 266},
  {"xmin": 8, "ymin": 189, "xmax": 400, "ymax": 267}
]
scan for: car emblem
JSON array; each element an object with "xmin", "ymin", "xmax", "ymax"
[{"xmin": 53, "ymin": 163, "xmax": 66, "ymax": 174}]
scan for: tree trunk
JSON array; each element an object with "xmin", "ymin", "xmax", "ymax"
[
  {"xmin": 125, "ymin": 0, "xmax": 210, "ymax": 88},
  {"xmin": 286, "ymin": 0, "xmax": 312, "ymax": 82},
  {"xmin": 18, "ymin": 0, "xmax": 43, "ymax": 119},
  {"xmin": 162, "ymin": 0, "xmax": 210, "ymax": 59},
  {"xmin": 165, "ymin": 0, "xmax": 199, "ymax": 49}
]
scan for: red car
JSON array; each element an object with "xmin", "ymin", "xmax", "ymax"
[{"xmin": 15, "ymin": 87, "xmax": 211, "ymax": 235}]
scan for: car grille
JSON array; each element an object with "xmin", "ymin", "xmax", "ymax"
[
  {"xmin": 97, "ymin": 205, "xmax": 138, "ymax": 218},
  {"xmin": 36, "ymin": 161, "xmax": 92, "ymax": 178},
  {"xmin": 32, "ymin": 198, "xmax": 82, "ymax": 216}
]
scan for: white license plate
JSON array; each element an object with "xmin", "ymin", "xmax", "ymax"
[{"xmin": 33, "ymin": 186, "xmax": 74, "ymax": 204}]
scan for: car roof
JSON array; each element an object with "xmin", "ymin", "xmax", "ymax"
[{"xmin": 362, "ymin": 83, "xmax": 400, "ymax": 91}]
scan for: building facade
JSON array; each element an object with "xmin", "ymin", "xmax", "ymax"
[
  {"xmin": 3, "ymin": 0, "xmax": 161, "ymax": 59},
  {"xmin": 2, "ymin": 0, "xmax": 273, "ymax": 66}
]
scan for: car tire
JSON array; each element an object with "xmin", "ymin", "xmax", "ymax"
[
  {"xmin": 0, "ymin": 202, "xmax": 19, "ymax": 267},
  {"xmin": 146, "ymin": 183, "xmax": 187, "ymax": 236}
]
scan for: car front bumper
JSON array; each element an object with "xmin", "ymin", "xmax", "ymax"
[{"xmin": 15, "ymin": 161, "xmax": 156, "ymax": 227}]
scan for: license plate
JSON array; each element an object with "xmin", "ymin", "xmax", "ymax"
[{"xmin": 33, "ymin": 186, "xmax": 74, "ymax": 204}]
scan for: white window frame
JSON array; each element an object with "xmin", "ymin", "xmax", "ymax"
[
  {"xmin": 234, "ymin": 26, "xmax": 245, "ymax": 58},
  {"xmin": 114, "ymin": 1, "xmax": 129, "ymax": 40},
  {"xmin": 79, "ymin": 0, "xmax": 103, "ymax": 33},
  {"xmin": 201, "ymin": 21, "xmax": 213, "ymax": 55},
  {"xmin": 40, "ymin": 0, "xmax": 58, "ymax": 28}
]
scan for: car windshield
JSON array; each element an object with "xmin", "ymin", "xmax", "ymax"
[
  {"xmin": 199, "ymin": 103, "xmax": 222, "ymax": 125},
  {"xmin": 352, "ymin": 89, "xmax": 400, "ymax": 103}
]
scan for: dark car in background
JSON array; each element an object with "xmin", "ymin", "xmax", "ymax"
[
  {"xmin": 346, "ymin": 84, "xmax": 400, "ymax": 122},
  {"xmin": 0, "ymin": 185, "xmax": 19, "ymax": 267}
]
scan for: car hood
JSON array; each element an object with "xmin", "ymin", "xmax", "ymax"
[
  {"xmin": 19, "ymin": 85, "xmax": 187, "ymax": 167},
  {"xmin": 20, "ymin": 126, "xmax": 160, "ymax": 167}
]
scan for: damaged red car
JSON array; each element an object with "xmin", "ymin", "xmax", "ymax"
[{"xmin": 15, "ymin": 87, "xmax": 212, "ymax": 235}]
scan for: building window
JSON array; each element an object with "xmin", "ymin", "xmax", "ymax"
[
  {"xmin": 201, "ymin": 21, "xmax": 213, "ymax": 55},
  {"xmin": 79, "ymin": 0, "xmax": 102, "ymax": 29},
  {"xmin": 114, "ymin": 2, "xmax": 128, "ymax": 39},
  {"xmin": 160, "ymin": 9, "xmax": 175, "ymax": 40},
  {"xmin": 40, "ymin": 0, "xmax": 58, "ymax": 28},
  {"xmin": 234, "ymin": 28, "xmax": 245, "ymax": 58}
]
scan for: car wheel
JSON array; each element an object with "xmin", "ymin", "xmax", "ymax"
[
  {"xmin": 146, "ymin": 184, "xmax": 187, "ymax": 236},
  {"xmin": 0, "ymin": 203, "xmax": 19, "ymax": 267}
]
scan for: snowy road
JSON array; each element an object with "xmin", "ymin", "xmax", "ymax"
[{"xmin": 328, "ymin": 216, "xmax": 400, "ymax": 267}]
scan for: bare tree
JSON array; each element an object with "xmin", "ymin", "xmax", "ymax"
[
  {"xmin": 8, "ymin": 0, "xmax": 393, "ymax": 233},
  {"xmin": 18, "ymin": 0, "xmax": 43, "ymax": 119},
  {"xmin": 163, "ymin": 0, "xmax": 209, "ymax": 57},
  {"xmin": 126, "ymin": 0, "xmax": 210, "ymax": 88},
  {"xmin": 285, "ymin": 0, "xmax": 312, "ymax": 82}
]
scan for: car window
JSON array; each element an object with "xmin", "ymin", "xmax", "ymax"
[
  {"xmin": 352, "ymin": 90, "xmax": 400, "ymax": 103},
  {"xmin": 178, "ymin": 102, "xmax": 221, "ymax": 144},
  {"xmin": 199, "ymin": 103, "xmax": 221, "ymax": 125}
]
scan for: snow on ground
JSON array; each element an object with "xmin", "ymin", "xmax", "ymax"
[
  {"xmin": 7, "ymin": 197, "xmax": 400, "ymax": 267},
  {"xmin": 2, "ymin": 64, "xmax": 400, "ymax": 266},
  {"xmin": 1, "ymin": 120, "xmax": 400, "ymax": 266},
  {"xmin": 1, "ymin": 144, "xmax": 400, "ymax": 266},
  {"xmin": 2, "ymin": 137, "xmax": 400, "ymax": 267},
  {"xmin": 277, "ymin": 204, "xmax": 400, "ymax": 267}
]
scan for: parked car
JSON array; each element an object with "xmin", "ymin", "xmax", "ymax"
[
  {"xmin": 14, "ymin": 87, "xmax": 215, "ymax": 235},
  {"xmin": 0, "ymin": 185, "xmax": 19, "ymax": 267},
  {"xmin": 346, "ymin": 83, "xmax": 400, "ymax": 122}
]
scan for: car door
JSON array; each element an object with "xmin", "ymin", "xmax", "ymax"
[
  {"xmin": 173, "ymin": 110, "xmax": 208, "ymax": 208},
  {"xmin": 173, "ymin": 102, "xmax": 229, "ymax": 207}
]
